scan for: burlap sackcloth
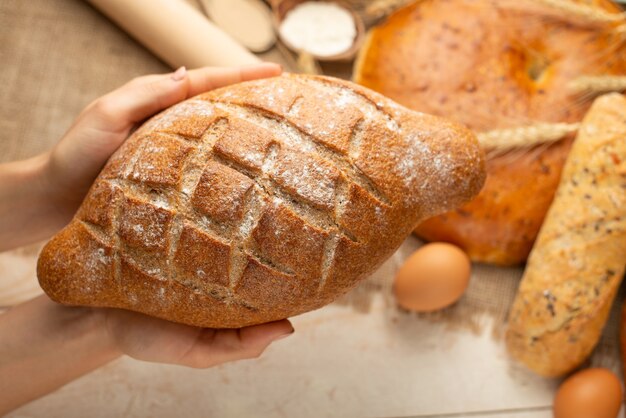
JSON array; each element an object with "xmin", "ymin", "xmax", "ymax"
[{"xmin": 0, "ymin": 0, "xmax": 622, "ymax": 382}]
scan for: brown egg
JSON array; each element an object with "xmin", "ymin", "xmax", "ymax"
[
  {"xmin": 554, "ymin": 368, "xmax": 622, "ymax": 418},
  {"xmin": 394, "ymin": 242, "xmax": 471, "ymax": 312}
]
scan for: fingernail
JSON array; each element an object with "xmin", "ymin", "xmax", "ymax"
[
  {"xmin": 171, "ymin": 66, "xmax": 187, "ymax": 81},
  {"xmin": 273, "ymin": 328, "xmax": 294, "ymax": 341}
]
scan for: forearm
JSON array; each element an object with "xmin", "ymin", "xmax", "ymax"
[
  {"xmin": 0, "ymin": 295, "xmax": 121, "ymax": 415},
  {"xmin": 0, "ymin": 153, "xmax": 64, "ymax": 250}
]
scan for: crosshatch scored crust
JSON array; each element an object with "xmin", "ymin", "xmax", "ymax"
[{"xmin": 37, "ymin": 74, "xmax": 486, "ymax": 328}]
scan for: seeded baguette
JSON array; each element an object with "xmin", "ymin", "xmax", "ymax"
[
  {"xmin": 37, "ymin": 74, "xmax": 485, "ymax": 328},
  {"xmin": 506, "ymin": 93, "xmax": 626, "ymax": 377}
]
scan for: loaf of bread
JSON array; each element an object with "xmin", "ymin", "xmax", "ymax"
[
  {"xmin": 354, "ymin": 0, "xmax": 626, "ymax": 265},
  {"xmin": 37, "ymin": 74, "xmax": 485, "ymax": 328},
  {"xmin": 506, "ymin": 93, "xmax": 626, "ymax": 377}
]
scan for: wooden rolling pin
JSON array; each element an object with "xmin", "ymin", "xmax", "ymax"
[{"xmin": 85, "ymin": 0, "xmax": 261, "ymax": 69}]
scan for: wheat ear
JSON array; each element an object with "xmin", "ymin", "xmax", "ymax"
[
  {"xmin": 569, "ymin": 75, "xmax": 626, "ymax": 94},
  {"xmin": 477, "ymin": 122, "xmax": 580, "ymax": 151},
  {"xmin": 532, "ymin": 0, "xmax": 626, "ymax": 23}
]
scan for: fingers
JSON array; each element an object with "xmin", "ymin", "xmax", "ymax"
[
  {"xmin": 46, "ymin": 63, "xmax": 283, "ymax": 214},
  {"xmin": 104, "ymin": 306, "xmax": 293, "ymax": 369},
  {"xmin": 181, "ymin": 319, "xmax": 294, "ymax": 368},
  {"xmin": 48, "ymin": 68, "xmax": 192, "ymax": 194},
  {"xmin": 124, "ymin": 63, "xmax": 283, "ymax": 99},
  {"xmin": 74, "ymin": 62, "xmax": 282, "ymax": 136},
  {"xmin": 186, "ymin": 63, "xmax": 282, "ymax": 97},
  {"xmin": 76, "ymin": 67, "xmax": 191, "ymax": 136}
]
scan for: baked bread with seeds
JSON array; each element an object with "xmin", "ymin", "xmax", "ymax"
[{"xmin": 506, "ymin": 93, "xmax": 626, "ymax": 376}]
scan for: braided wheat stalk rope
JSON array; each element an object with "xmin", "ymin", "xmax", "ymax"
[
  {"xmin": 532, "ymin": 0, "xmax": 626, "ymax": 23},
  {"xmin": 477, "ymin": 122, "xmax": 581, "ymax": 151},
  {"xmin": 569, "ymin": 75, "xmax": 626, "ymax": 93}
]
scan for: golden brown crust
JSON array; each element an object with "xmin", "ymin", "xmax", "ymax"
[
  {"xmin": 505, "ymin": 93, "xmax": 626, "ymax": 376},
  {"xmin": 354, "ymin": 0, "xmax": 626, "ymax": 265},
  {"xmin": 621, "ymin": 301, "xmax": 626, "ymax": 380},
  {"xmin": 38, "ymin": 74, "xmax": 485, "ymax": 328}
]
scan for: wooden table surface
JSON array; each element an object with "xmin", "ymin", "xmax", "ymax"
[{"xmin": 1, "ymin": 0, "xmax": 624, "ymax": 417}]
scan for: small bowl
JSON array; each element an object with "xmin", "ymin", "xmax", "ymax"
[{"xmin": 269, "ymin": 0, "xmax": 365, "ymax": 62}]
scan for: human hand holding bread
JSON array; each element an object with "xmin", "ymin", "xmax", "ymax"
[
  {"xmin": 43, "ymin": 61, "xmax": 318, "ymax": 368},
  {"xmin": 25, "ymin": 64, "xmax": 285, "ymax": 248},
  {"xmin": 8, "ymin": 9, "xmax": 622, "ymax": 407},
  {"xmin": 0, "ymin": 63, "xmax": 485, "ymax": 413},
  {"xmin": 0, "ymin": 64, "xmax": 301, "ymax": 414},
  {"xmin": 3, "ymin": 0, "xmax": 626, "ymax": 415}
]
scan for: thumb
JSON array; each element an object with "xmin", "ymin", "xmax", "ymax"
[
  {"xmin": 50, "ymin": 68, "xmax": 190, "ymax": 194},
  {"xmin": 76, "ymin": 66, "xmax": 190, "ymax": 138}
]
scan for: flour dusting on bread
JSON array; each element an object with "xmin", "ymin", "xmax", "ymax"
[{"xmin": 37, "ymin": 74, "xmax": 485, "ymax": 328}]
